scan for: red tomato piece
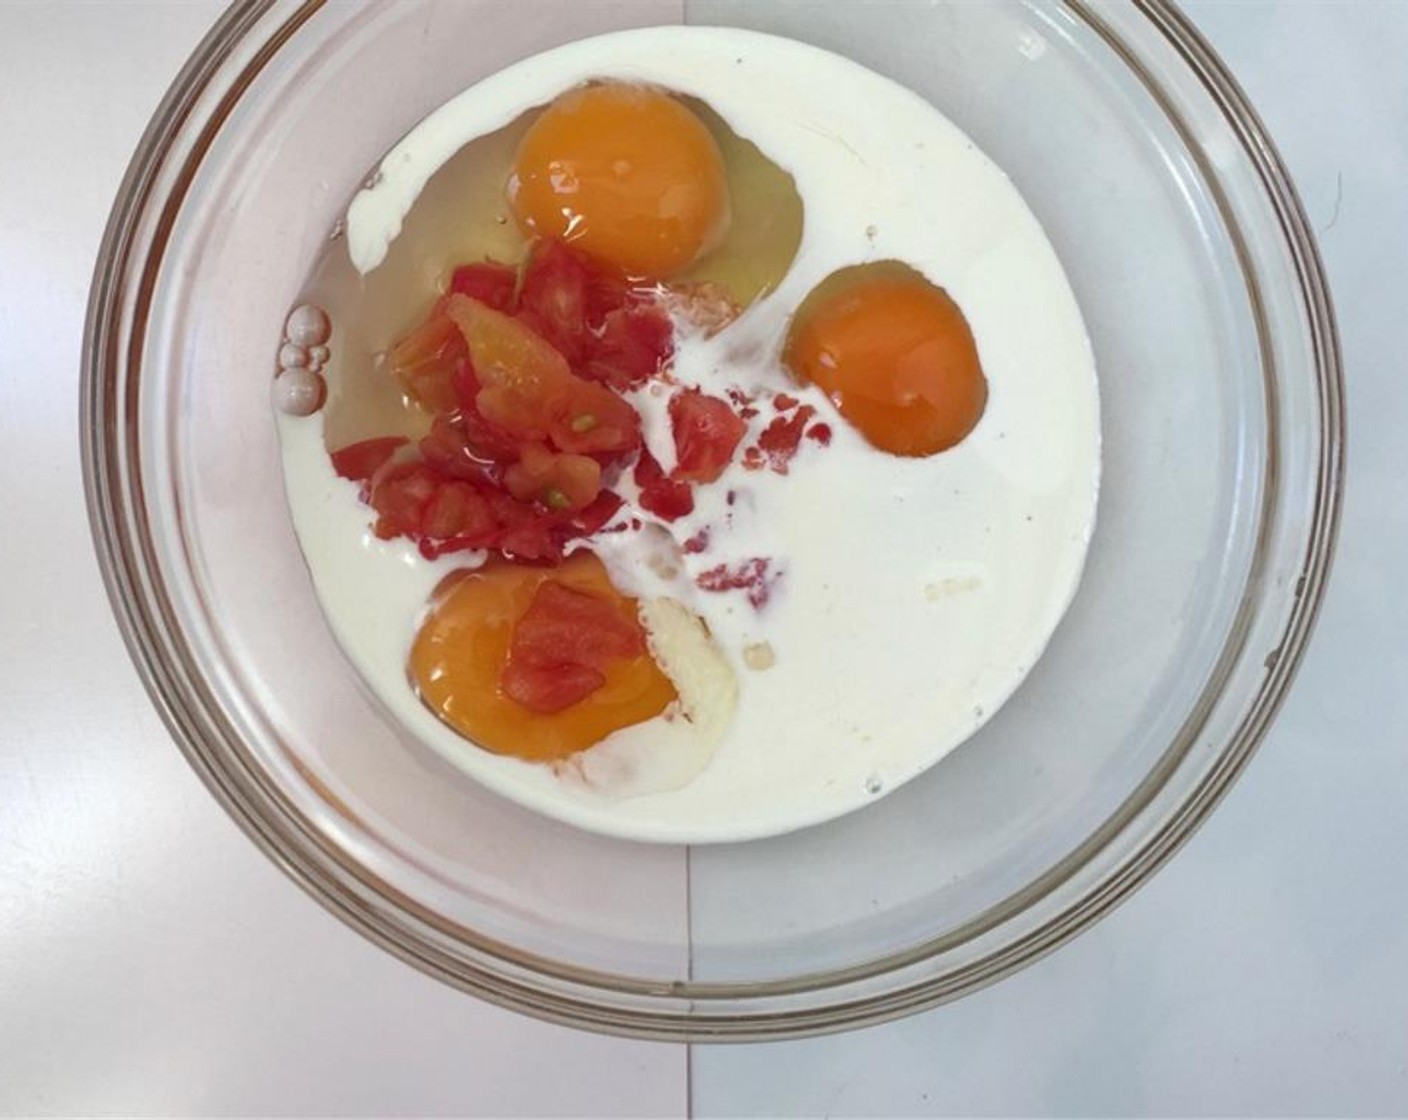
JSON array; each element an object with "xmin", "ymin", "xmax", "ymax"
[
  {"xmin": 387, "ymin": 310, "xmax": 466, "ymax": 414},
  {"xmin": 752, "ymin": 404, "xmax": 816, "ymax": 474},
  {"xmin": 517, "ymin": 240, "xmax": 593, "ymax": 364},
  {"xmin": 584, "ymin": 303, "xmax": 674, "ymax": 390},
  {"xmin": 501, "ymin": 661, "xmax": 605, "ymax": 714},
  {"xmin": 368, "ymin": 462, "xmax": 441, "ymax": 540},
  {"xmin": 422, "ymin": 481, "xmax": 497, "ymax": 542},
  {"xmin": 330, "ymin": 436, "xmax": 407, "ymax": 483},
  {"xmin": 569, "ymin": 489, "xmax": 625, "ymax": 535},
  {"xmin": 510, "ymin": 580, "xmax": 645, "ymax": 671},
  {"xmin": 695, "ymin": 557, "xmax": 777, "ymax": 609},
  {"xmin": 449, "ymin": 261, "xmax": 518, "ymax": 312},
  {"xmin": 504, "ymin": 442, "xmax": 603, "ymax": 511},
  {"xmin": 548, "ymin": 378, "xmax": 642, "ymax": 456},
  {"xmin": 418, "ymin": 415, "xmax": 514, "ymax": 489},
  {"xmin": 500, "ymin": 578, "xmax": 647, "ymax": 713},
  {"xmin": 669, "ymin": 389, "xmax": 747, "ymax": 483},
  {"xmin": 634, "ymin": 449, "xmax": 694, "ymax": 521},
  {"xmin": 446, "ymin": 293, "xmax": 641, "ymax": 458}
]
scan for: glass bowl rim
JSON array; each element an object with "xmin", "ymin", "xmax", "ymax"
[{"xmin": 81, "ymin": 0, "xmax": 1345, "ymax": 1041}]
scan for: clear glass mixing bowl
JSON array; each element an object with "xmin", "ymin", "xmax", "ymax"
[{"xmin": 83, "ymin": 0, "xmax": 1342, "ymax": 1039}]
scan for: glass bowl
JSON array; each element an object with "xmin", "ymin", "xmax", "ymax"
[{"xmin": 82, "ymin": 0, "xmax": 1342, "ymax": 1040}]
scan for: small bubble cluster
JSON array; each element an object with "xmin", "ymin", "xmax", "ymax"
[{"xmin": 273, "ymin": 303, "xmax": 331, "ymax": 416}]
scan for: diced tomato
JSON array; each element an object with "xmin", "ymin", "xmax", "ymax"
[
  {"xmin": 447, "ymin": 294, "xmax": 571, "ymax": 440},
  {"xmin": 772, "ymin": 393, "xmax": 800, "ymax": 412},
  {"xmin": 683, "ymin": 528, "xmax": 710, "ymax": 554},
  {"xmin": 807, "ymin": 422, "xmax": 833, "ymax": 446},
  {"xmin": 368, "ymin": 462, "xmax": 441, "ymax": 540},
  {"xmin": 500, "ymin": 578, "xmax": 646, "ymax": 713},
  {"xmin": 387, "ymin": 310, "xmax": 466, "ymax": 414},
  {"xmin": 510, "ymin": 580, "xmax": 645, "ymax": 670},
  {"xmin": 504, "ymin": 442, "xmax": 602, "ymax": 511},
  {"xmin": 634, "ymin": 449, "xmax": 694, "ymax": 521},
  {"xmin": 696, "ymin": 557, "xmax": 777, "ymax": 609},
  {"xmin": 584, "ymin": 303, "xmax": 674, "ymax": 390},
  {"xmin": 418, "ymin": 415, "xmax": 510, "ymax": 491},
  {"xmin": 517, "ymin": 240, "xmax": 593, "ymax": 365},
  {"xmin": 449, "ymin": 261, "xmax": 518, "ymax": 312},
  {"xmin": 330, "ymin": 436, "xmax": 407, "ymax": 483},
  {"xmin": 669, "ymin": 389, "xmax": 747, "ymax": 483},
  {"xmin": 548, "ymin": 378, "xmax": 641, "ymax": 456},
  {"xmin": 569, "ymin": 489, "xmax": 625, "ymax": 535},
  {"xmin": 446, "ymin": 294, "xmax": 640, "ymax": 457},
  {"xmin": 751, "ymin": 404, "xmax": 817, "ymax": 474},
  {"xmin": 422, "ymin": 481, "xmax": 497, "ymax": 542},
  {"xmin": 501, "ymin": 661, "xmax": 605, "ymax": 714}
]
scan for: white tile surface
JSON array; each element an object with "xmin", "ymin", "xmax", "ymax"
[
  {"xmin": 0, "ymin": 4, "xmax": 684, "ymax": 1115},
  {"xmin": 3, "ymin": 1, "xmax": 1405, "ymax": 1116},
  {"xmin": 695, "ymin": 2, "xmax": 1408, "ymax": 1114}
]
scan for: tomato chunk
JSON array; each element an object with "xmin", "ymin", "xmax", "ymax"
[
  {"xmin": 387, "ymin": 309, "xmax": 465, "ymax": 414},
  {"xmin": 584, "ymin": 303, "xmax": 674, "ymax": 390},
  {"xmin": 511, "ymin": 580, "xmax": 646, "ymax": 670},
  {"xmin": 549, "ymin": 378, "xmax": 641, "ymax": 456},
  {"xmin": 634, "ymin": 449, "xmax": 694, "ymax": 521},
  {"xmin": 501, "ymin": 577, "xmax": 647, "ymax": 713},
  {"xmin": 504, "ymin": 442, "xmax": 602, "ymax": 511},
  {"xmin": 449, "ymin": 261, "xmax": 518, "ymax": 312},
  {"xmin": 517, "ymin": 240, "xmax": 593, "ymax": 364},
  {"xmin": 670, "ymin": 389, "xmax": 747, "ymax": 482},
  {"xmin": 421, "ymin": 481, "xmax": 497, "ymax": 542},
  {"xmin": 747, "ymin": 403, "xmax": 816, "ymax": 474},
  {"xmin": 445, "ymin": 294, "xmax": 641, "ymax": 457},
  {"xmin": 501, "ymin": 661, "xmax": 605, "ymax": 714},
  {"xmin": 330, "ymin": 436, "xmax": 407, "ymax": 483},
  {"xmin": 368, "ymin": 462, "xmax": 441, "ymax": 540}
]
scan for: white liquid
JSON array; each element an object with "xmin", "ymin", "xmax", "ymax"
[{"xmin": 280, "ymin": 27, "xmax": 1100, "ymax": 843}]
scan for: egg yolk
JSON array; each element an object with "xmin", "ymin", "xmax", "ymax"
[
  {"xmin": 410, "ymin": 552, "xmax": 676, "ymax": 763},
  {"xmin": 783, "ymin": 264, "xmax": 987, "ymax": 457},
  {"xmin": 508, "ymin": 82, "xmax": 730, "ymax": 279}
]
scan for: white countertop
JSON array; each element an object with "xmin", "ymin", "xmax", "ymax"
[{"xmin": 2, "ymin": 2, "xmax": 1404, "ymax": 1115}]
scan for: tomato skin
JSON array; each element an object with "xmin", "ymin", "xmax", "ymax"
[
  {"xmin": 449, "ymin": 261, "xmax": 518, "ymax": 312},
  {"xmin": 670, "ymin": 389, "xmax": 747, "ymax": 482},
  {"xmin": 330, "ymin": 436, "xmax": 408, "ymax": 483}
]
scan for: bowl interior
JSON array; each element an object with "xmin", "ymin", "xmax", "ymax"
[{"xmin": 104, "ymin": 0, "xmax": 1332, "ymax": 1031}]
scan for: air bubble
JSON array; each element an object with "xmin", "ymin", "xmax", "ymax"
[
  {"xmin": 278, "ymin": 342, "xmax": 309, "ymax": 370},
  {"xmin": 273, "ymin": 368, "xmax": 326, "ymax": 416},
  {"xmin": 285, "ymin": 303, "xmax": 331, "ymax": 347},
  {"xmin": 864, "ymin": 773, "xmax": 884, "ymax": 795}
]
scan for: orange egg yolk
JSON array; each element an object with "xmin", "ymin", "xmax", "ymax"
[
  {"xmin": 409, "ymin": 553, "xmax": 676, "ymax": 763},
  {"xmin": 783, "ymin": 266, "xmax": 988, "ymax": 457},
  {"xmin": 508, "ymin": 81, "xmax": 730, "ymax": 279}
]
